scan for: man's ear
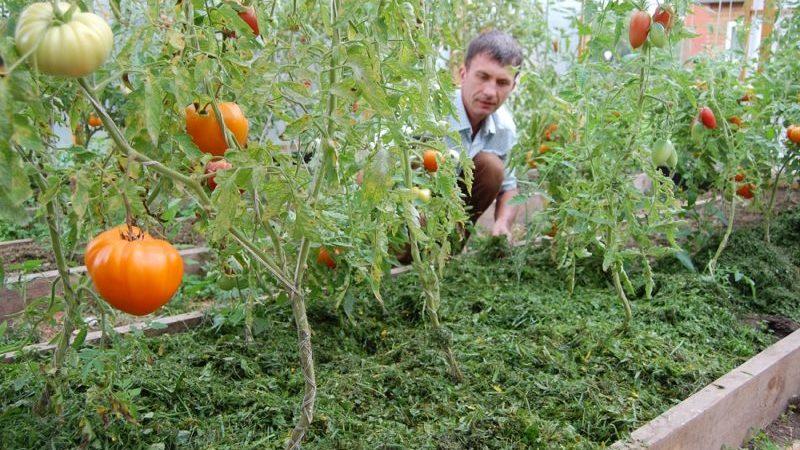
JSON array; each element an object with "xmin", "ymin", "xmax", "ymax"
[{"xmin": 459, "ymin": 64, "xmax": 466, "ymax": 82}]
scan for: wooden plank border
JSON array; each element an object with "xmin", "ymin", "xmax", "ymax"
[
  {"xmin": 2, "ymin": 311, "xmax": 205, "ymax": 363},
  {"xmin": 1, "ymin": 247, "xmax": 210, "ymax": 320},
  {"xmin": 612, "ymin": 328, "xmax": 800, "ymax": 449}
]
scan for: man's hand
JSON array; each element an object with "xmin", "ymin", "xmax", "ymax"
[
  {"xmin": 491, "ymin": 221, "xmax": 513, "ymax": 241},
  {"xmin": 492, "ymin": 188, "xmax": 518, "ymax": 242}
]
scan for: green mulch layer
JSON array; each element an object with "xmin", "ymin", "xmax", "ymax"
[{"xmin": 2, "ymin": 210, "xmax": 800, "ymax": 449}]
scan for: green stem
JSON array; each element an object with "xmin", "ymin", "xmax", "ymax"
[
  {"xmin": 764, "ymin": 156, "xmax": 789, "ymax": 244},
  {"xmin": 707, "ymin": 180, "xmax": 737, "ymax": 276},
  {"xmin": 284, "ymin": 1, "xmax": 342, "ymax": 447},
  {"xmin": 612, "ymin": 263, "xmax": 632, "ymax": 328}
]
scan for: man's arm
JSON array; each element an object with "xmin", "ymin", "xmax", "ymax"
[{"xmin": 492, "ymin": 188, "xmax": 518, "ymax": 239}]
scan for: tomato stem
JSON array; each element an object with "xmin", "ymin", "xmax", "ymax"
[{"xmin": 764, "ymin": 155, "xmax": 790, "ymax": 243}]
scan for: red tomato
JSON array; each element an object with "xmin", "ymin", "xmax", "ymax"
[
  {"xmin": 422, "ymin": 150, "xmax": 440, "ymax": 173},
  {"xmin": 733, "ymin": 173, "xmax": 745, "ymax": 183},
  {"xmin": 317, "ymin": 247, "xmax": 336, "ymax": 269},
  {"xmin": 736, "ymin": 183, "xmax": 755, "ymax": 200},
  {"xmin": 205, "ymin": 158, "xmax": 233, "ymax": 191},
  {"xmin": 699, "ymin": 107, "xmax": 717, "ymax": 129},
  {"xmin": 85, "ymin": 225, "xmax": 184, "ymax": 316},
  {"xmin": 629, "ymin": 11, "xmax": 651, "ymax": 49},
  {"xmin": 653, "ymin": 5, "xmax": 674, "ymax": 31},
  {"xmin": 238, "ymin": 6, "xmax": 259, "ymax": 35}
]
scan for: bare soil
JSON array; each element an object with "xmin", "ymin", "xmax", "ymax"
[{"xmin": 747, "ymin": 396, "xmax": 800, "ymax": 449}]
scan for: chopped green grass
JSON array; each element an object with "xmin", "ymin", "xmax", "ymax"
[{"xmin": 2, "ymin": 209, "xmax": 800, "ymax": 449}]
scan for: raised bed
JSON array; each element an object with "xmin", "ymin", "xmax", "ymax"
[{"xmin": 613, "ymin": 328, "xmax": 800, "ymax": 449}]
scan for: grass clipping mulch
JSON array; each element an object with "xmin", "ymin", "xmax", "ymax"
[{"xmin": 3, "ymin": 210, "xmax": 800, "ymax": 449}]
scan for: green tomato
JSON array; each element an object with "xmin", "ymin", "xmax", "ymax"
[
  {"xmin": 411, "ymin": 187, "xmax": 431, "ymax": 203},
  {"xmin": 648, "ymin": 23, "xmax": 668, "ymax": 48},
  {"xmin": 651, "ymin": 139, "xmax": 675, "ymax": 167},
  {"xmin": 15, "ymin": 2, "xmax": 113, "ymax": 77},
  {"xmin": 666, "ymin": 147, "xmax": 678, "ymax": 168},
  {"xmin": 216, "ymin": 274, "xmax": 239, "ymax": 291}
]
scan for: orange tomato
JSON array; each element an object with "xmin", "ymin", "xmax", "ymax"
[
  {"xmin": 85, "ymin": 225, "xmax": 184, "ymax": 316},
  {"xmin": 787, "ymin": 125, "xmax": 800, "ymax": 144},
  {"xmin": 733, "ymin": 173, "xmax": 745, "ymax": 183},
  {"xmin": 185, "ymin": 102, "xmax": 249, "ymax": 156},
  {"xmin": 422, "ymin": 150, "xmax": 440, "ymax": 172},
  {"xmin": 88, "ymin": 113, "xmax": 102, "ymax": 127},
  {"xmin": 727, "ymin": 116, "xmax": 743, "ymax": 127},
  {"xmin": 539, "ymin": 144, "xmax": 551, "ymax": 155}
]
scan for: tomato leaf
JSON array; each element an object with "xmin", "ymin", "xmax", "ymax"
[
  {"xmin": 674, "ymin": 250, "xmax": 696, "ymax": 272},
  {"xmin": 71, "ymin": 326, "xmax": 88, "ymax": 350},
  {"xmin": 144, "ymin": 75, "xmax": 163, "ymax": 146}
]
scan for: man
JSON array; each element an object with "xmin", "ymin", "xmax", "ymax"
[{"xmin": 448, "ymin": 30, "xmax": 522, "ymax": 241}]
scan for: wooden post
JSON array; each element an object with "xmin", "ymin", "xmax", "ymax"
[
  {"xmin": 739, "ymin": 0, "xmax": 755, "ymax": 80},
  {"xmin": 758, "ymin": 0, "xmax": 778, "ymax": 72}
]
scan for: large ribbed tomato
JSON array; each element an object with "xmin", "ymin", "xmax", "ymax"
[
  {"xmin": 185, "ymin": 102, "xmax": 249, "ymax": 156},
  {"xmin": 85, "ymin": 225, "xmax": 184, "ymax": 316},
  {"xmin": 14, "ymin": 2, "xmax": 113, "ymax": 77}
]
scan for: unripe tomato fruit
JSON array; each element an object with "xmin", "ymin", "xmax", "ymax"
[
  {"xmin": 736, "ymin": 183, "xmax": 755, "ymax": 200},
  {"xmin": 653, "ymin": 5, "xmax": 674, "ymax": 32},
  {"xmin": 185, "ymin": 102, "xmax": 249, "ymax": 156},
  {"xmin": 317, "ymin": 247, "xmax": 336, "ymax": 269},
  {"xmin": 651, "ymin": 139, "xmax": 675, "ymax": 168},
  {"xmin": 411, "ymin": 186, "xmax": 432, "ymax": 203},
  {"xmin": 787, "ymin": 125, "xmax": 800, "ymax": 144},
  {"xmin": 699, "ymin": 107, "xmax": 717, "ymax": 129},
  {"xmin": 205, "ymin": 158, "xmax": 233, "ymax": 191},
  {"xmin": 85, "ymin": 225, "xmax": 184, "ymax": 316},
  {"xmin": 422, "ymin": 150, "xmax": 440, "ymax": 172},
  {"xmin": 648, "ymin": 23, "xmax": 667, "ymax": 48},
  {"xmin": 629, "ymin": 11, "xmax": 651, "ymax": 49},
  {"xmin": 88, "ymin": 114, "xmax": 102, "ymax": 128},
  {"xmin": 15, "ymin": 2, "xmax": 113, "ymax": 77},
  {"xmin": 238, "ymin": 6, "xmax": 259, "ymax": 35}
]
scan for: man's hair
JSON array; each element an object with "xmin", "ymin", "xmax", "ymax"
[{"xmin": 464, "ymin": 30, "xmax": 523, "ymax": 69}]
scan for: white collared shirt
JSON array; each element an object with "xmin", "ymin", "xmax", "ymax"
[{"xmin": 445, "ymin": 89, "xmax": 518, "ymax": 192}]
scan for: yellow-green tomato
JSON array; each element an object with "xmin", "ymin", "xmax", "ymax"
[
  {"xmin": 15, "ymin": 2, "xmax": 113, "ymax": 77},
  {"xmin": 411, "ymin": 187, "xmax": 431, "ymax": 203}
]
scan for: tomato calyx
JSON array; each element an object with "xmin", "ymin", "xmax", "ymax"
[{"xmin": 117, "ymin": 225, "xmax": 146, "ymax": 242}]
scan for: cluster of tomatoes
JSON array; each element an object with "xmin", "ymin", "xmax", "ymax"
[
  {"xmin": 628, "ymin": 5, "xmax": 674, "ymax": 50},
  {"xmin": 13, "ymin": 2, "xmax": 264, "ymax": 316}
]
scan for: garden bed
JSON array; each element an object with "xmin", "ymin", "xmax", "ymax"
[{"xmin": 3, "ymin": 206, "xmax": 800, "ymax": 448}]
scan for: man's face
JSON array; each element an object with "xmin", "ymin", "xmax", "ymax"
[{"xmin": 459, "ymin": 52, "xmax": 517, "ymax": 123}]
